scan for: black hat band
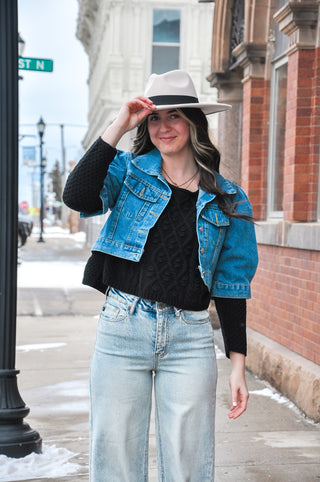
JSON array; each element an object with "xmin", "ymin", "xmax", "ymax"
[{"xmin": 149, "ymin": 95, "xmax": 199, "ymax": 105}]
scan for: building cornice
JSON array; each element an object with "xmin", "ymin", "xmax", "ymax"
[
  {"xmin": 76, "ymin": 0, "xmax": 100, "ymax": 54},
  {"xmin": 274, "ymin": 1, "xmax": 319, "ymax": 54},
  {"xmin": 232, "ymin": 42, "xmax": 267, "ymax": 82},
  {"xmin": 207, "ymin": 70, "xmax": 243, "ymax": 102}
]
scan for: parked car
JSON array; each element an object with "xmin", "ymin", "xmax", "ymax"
[{"xmin": 18, "ymin": 214, "xmax": 33, "ymax": 248}]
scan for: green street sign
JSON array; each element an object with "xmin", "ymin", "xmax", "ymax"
[{"xmin": 18, "ymin": 57, "xmax": 53, "ymax": 72}]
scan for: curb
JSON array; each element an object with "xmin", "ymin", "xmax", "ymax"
[{"xmin": 246, "ymin": 327, "xmax": 320, "ymax": 422}]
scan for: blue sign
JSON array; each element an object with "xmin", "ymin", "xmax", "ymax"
[{"xmin": 22, "ymin": 146, "xmax": 36, "ymax": 166}]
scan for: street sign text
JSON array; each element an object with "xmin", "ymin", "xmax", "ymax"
[{"xmin": 18, "ymin": 57, "xmax": 53, "ymax": 72}]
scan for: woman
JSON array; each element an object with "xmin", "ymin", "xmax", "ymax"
[{"xmin": 63, "ymin": 70, "xmax": 258, "ymax": 481}]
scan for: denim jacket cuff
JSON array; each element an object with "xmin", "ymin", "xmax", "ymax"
[{"xmin": 211, "ymin": 282, "xmax": 251, "ymax": 299}]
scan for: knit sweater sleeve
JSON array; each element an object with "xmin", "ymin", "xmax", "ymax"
[
  {"xmin": 63, "ymin": 137, "xmax": 117, "ymax": 214},
  {"xmin": 213, "ymin": 297, "xmax": 247, "ymax": 358}
]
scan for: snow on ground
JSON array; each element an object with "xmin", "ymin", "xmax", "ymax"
[
  {"xmin": 18, "ymin": 228, "xmax": 88, "ymax": 289},
  {"xmin": 0, "ymin": 444, "xmax": 81, "ymax": 481},
  {"xmin": 215, "ymin": 345, "xmax": 224, "ymax": 359},
  {"xmin": 31, "ymin": 226, "xmax": 86, "ymax": 242},
  {"xmin": 18, "ymin": 260, "xmax": 87, "ymax": 289},
  {"xmin": 249, "ymin": 386, "xmax": 318, "ymax": 425},
  {"xmin": 29, "ymin": 380, "xmax": 90, "ymax": 416},
  {"xmin": 249, "ymin": 387, "xmax": 292, "ymax": 405},
  {"xmin": 16, "ymin": 343, "xmax": 67, "ymax": 352}
]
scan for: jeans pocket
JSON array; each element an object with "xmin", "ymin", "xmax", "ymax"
[
  {"xmin": 181, "ymin": 309, "xmax": 210, "ymax": 325},
  {"xmin": 100, "ymin": 299, "xmax": 127, "ymax": 323}
]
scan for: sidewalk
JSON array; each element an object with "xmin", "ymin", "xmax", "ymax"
[{"xmin": 2, "ymin": 229, "xmax": 319, "ymax": 481}]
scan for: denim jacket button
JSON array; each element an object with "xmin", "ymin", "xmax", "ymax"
[
  {"xmin": 200, "ymin": 248, "xmax": 204, "ymax": 254},
  {"xmin": 199, "ymin": 226, "xmax": 203, "ymax": 232}
]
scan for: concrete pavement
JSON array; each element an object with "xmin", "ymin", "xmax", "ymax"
[{"xmin": 14, "ymin": 231, "xmax": 320, "ymax": 481}]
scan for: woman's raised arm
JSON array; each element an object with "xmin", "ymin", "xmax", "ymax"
[{"xmin": 101, "ymin": 96, "xmax": 155, "ymax": 147}]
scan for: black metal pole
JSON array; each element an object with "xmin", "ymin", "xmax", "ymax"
[
  {"xmin": 0, "ymin": 0, "xmax": 42, "ymax": 457},
  {"xmin": 38, "ymin": 133, "xmax": 45, "ymax": 243}
]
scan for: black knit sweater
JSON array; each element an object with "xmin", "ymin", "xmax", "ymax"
[
  {"xmin": 83, "ymin": 184, "xmax": 211, "ymax": 311},
  {"xmin": 63, "ymin": 137, "xmax": 247, "ymax": 357}
]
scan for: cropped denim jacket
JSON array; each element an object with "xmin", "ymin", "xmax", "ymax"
[{"xmin": 81, "ymin": 148, "xmax": 258, "ymax": 299}]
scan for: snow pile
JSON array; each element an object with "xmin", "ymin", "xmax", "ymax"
[
  {"xmin": 31, "ymin": 226, "xmax": 86, "ymax": 242},
  {"xmin": 17, "ymin": 261, "xmax": 86, "ymax": 289},
  {"xmin": 0, "ymin": 444, "xmax": 81, "ymax": 481}
]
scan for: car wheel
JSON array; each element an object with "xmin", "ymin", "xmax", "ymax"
[
  {"xmin": 18, "ymin": 232, "xmax": 23, "ymax": 248},
  {"xmin": 18, "ymin": 232, "xmax": 27, "ymax": 248}
]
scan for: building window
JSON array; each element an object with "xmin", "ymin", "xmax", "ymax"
[
  {"xmin": 152, "ymin": 9, "xmax": 180, "ymax": 74},
  {"xmin": 274, "ymin": 0, "xmax": 289, "ymax": 60},
  {"xmin": 268, "ymin": 1, "xmax": 289, "ymax": 218},
  {"xmin": 268, "ymin": 57, "xmax": 288, "ymax": 216},
  {"xmin": 229, "ymin": 0, "xmax": 244, "ymax": 68}
]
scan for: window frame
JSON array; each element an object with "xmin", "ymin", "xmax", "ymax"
[{"xmin": 267, "ymin": 54, "xmax": 288, "ymax": 219}]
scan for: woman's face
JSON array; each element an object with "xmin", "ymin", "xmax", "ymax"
[{"xmin": 147, "ymin": 109, "xmax": 191, "ymax": 158}]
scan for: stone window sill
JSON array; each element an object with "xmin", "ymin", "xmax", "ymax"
[{"xmin": 255, "ymin": 220, "xmax": 320, "ymax": 252}]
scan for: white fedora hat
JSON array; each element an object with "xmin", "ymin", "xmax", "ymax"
[{"xmin": 144, "ymin": 70, "xmax": 231, "ymax": 115}]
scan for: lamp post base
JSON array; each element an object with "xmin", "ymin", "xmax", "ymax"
[
  {"xmin": 0, "ymin": 369, "xmax": 42, "ymax": 458},
  {"xmin": 0, "ymin": 421, "xmax": 42, "ymax": 458}
]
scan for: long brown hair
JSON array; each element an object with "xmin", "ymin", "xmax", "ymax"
[{"xmin": 132, "ymin": 108, "xmax": 252, "ymax": 221}]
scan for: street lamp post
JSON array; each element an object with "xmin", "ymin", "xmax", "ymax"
[
  {"xmin": 18, "ymin": 33, "xmax": 25, "ymax": 80},
  {"xmin": 18, "ymin": 33, "xmax": 25, "ymax": 56},
  {"xmin": 0, "ymin": 0, "xmax": 41, "ymax": 457},
  {"xmin": 37, "ymin": 117, "xmax": 46, "ymax": 243}
]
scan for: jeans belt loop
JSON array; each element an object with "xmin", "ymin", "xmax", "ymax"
[
  {"xmin": 174, "ymin": 307, "xmax": 182, "ymax": 317},
  {"xmin": 129, "ymin": 297, "xmax": 139, "ymax": 315}
]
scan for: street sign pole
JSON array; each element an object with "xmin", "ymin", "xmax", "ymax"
[{"xmin": 0, "ymin": 0, "xmax": 42, "ymax": 457}]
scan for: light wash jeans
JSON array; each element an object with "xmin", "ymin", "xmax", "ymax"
[{"xmin": 90, "ymin": 288, "xmax": 217, "ymax": 482}]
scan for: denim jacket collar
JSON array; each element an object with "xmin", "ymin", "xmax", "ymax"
[
  {"xmin": 132, "ymin": 148, "xmax": 238, "ymax": 202},
  {"xmin": 132, "ymin": 149, "xmax": 162, "ymax": 176}
]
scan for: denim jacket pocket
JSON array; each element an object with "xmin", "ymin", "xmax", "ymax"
[
  {"xmin": 124, "ymin": 174, "xmax": 162, "ymax": 203},
  {"xmin": 200, "ymin": 206, "xmax": 230, "ymax": 227},
  {"xmin": 181, "ymin": 309, "xmax": 210, "ymax": 325}
]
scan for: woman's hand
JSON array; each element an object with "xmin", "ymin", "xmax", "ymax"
[
  {"xmin": 228, "ymin": 352, "xmax": 249, "ymax": 419},
  {"xmin": 101, "ymin": 97, "xmax": 156, "ymax": 147}
]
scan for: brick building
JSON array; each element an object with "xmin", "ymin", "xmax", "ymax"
[{"xmin": 207, "ymin": 0, "xmax": 320, "ymax": 420}]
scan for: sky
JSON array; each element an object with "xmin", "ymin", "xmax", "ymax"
[{"xmin": 18, "ymin": 0, "xmax": 89, "ymax": 206}]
